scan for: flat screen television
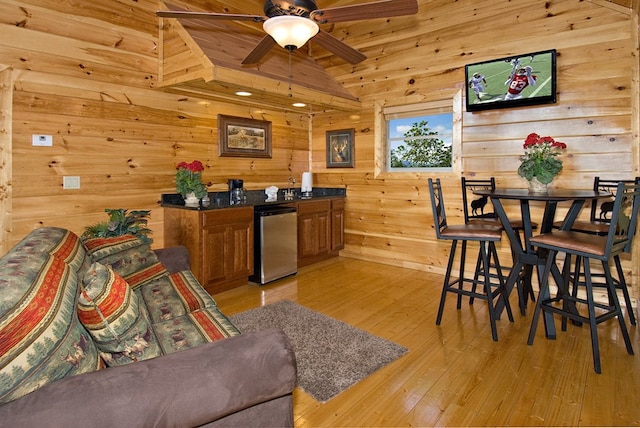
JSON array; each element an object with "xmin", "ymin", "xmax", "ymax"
[{"xmin": 465, "ymin": 49, "xmax": 556, "ymax": 112}]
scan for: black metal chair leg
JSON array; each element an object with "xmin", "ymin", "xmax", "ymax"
[
  {"xmin": 480, "ymin": 242, "xmax": 499, "ymax": 341},
  {"xmin": 603, "ymin": 262, "xmax": 634, "ymax": 356},
  {"xmin": 457, "ymin": 240, "xmax": 467, "ymax": 309},
  {"xmin": 528, "ymin": 253, "xmax": 555, "ymax": 345},
  {"xmin": 560, "ymin": 253, "xmax": 574, "ymax": 332},
  {"xmin": 469, "ymin": 248, "xmax": 482, "ymax": 305},
  {"xmin": 614, "ymin": 255, "xmax": 637, "ymax": 326},
  {"xmin": 583, "ymin": 261, "xmax": 602, "ymax": 374},
  {"xmin": 436, "ymin": 240, "xmax": 458, "ymax": 326}
]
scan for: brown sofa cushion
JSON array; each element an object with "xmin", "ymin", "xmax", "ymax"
[{"xmin": 0, "ymin": 329, "xmax": 296, "ymax": 428}]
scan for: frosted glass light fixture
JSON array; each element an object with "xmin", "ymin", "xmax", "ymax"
[{"xmin": 263, "ymin": 16, "xmax": 319, "ymax": 50}]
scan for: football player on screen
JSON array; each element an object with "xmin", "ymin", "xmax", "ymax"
[
  {"xmin": 504, "ymin": 66, "xmax": 536, "ymax": 100},
  {"xmin": 468, "ymin": 72, "xmax": 487, "ymax": 101}
]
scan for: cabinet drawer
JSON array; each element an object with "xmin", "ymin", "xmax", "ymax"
[
  {"xmin": 297, "ymin": 199, "xmax": 331, "ymax": 215},
  {"xmin": 331, "ymin": 198, "xmax": 344, "ymax": 210},
  {"xmin": 202, "ymin": 207, "xmax": 253, "ymax": 227}
]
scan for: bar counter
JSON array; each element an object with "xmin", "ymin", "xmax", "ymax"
[{"xmin": 161, "ymin": 187, "xmax": 346, "ymax": 210}]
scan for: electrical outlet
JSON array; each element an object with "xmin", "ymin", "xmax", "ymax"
[
  {"xmin": 63, "ymin": 176, "xmax": 80, "ymax": 190},
  {"xmin": 32, "ymin": 135, "xmax": 53, "ymax": 147}
]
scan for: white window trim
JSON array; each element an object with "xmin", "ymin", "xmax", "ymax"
[{"xmin": 374, "ymin": 90, "xmax": 462, "ymax": 179}]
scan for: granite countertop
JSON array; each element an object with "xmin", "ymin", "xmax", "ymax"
[{"xmin": 161, "ymin": 187, "xmax": 346, "ymax": 210}]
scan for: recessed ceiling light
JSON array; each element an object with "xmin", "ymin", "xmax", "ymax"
[
  {"xmin": 235, "ymin": 91, "xmax": 252, "ymax": 97},
  {"xmin": 292, "ymin": 102, "xmax": 306, "ymax": 108}
]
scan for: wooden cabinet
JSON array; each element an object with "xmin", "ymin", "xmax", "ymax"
[
  {"xmin": 163, "ymin": 196, "xmax": 345, "ymax": 290},
  {"xmin": 297, "ymin": 199, "xmax": 331, "ymax": 265},
  {"xmin": 164, "ymin": 207, "xmax": 253, "ymax": 295},
  {"xmin": 296, "ymin": 198, "xmax": 344, "ymax": 267}
]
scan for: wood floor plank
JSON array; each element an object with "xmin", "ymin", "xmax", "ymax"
[{"xmin": 213, "ymin": 257, "xmax": 640, "ymax": 427}]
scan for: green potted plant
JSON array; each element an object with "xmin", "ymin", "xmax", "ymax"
[{"xmin": 82, "ymin": 209, "xmax": 153, "ymax": 244}]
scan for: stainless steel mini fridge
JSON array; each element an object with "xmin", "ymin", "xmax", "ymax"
[{"xmin": 251, "ymin": 205, "xmax": 298, "ymax": 285}]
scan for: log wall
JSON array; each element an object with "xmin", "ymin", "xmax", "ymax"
[
  {"xmin": 0, "ymin": 0, "xmax": 638, "ymax": 301},
  {"xmin": 310, "ymin": 0, "xmax": 640, "ymax": 299},
  {"xmin": 0, "ymin": 0, "xmax": 310, "ymax": 249}
]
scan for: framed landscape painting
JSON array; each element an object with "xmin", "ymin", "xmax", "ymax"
[
  {"xmin": 465, "ymin": 49, "xmax": 557, "ymax": 112},
  {"xmin": 218, "ymin": 114, "xmax": 272, "ymax": 158}
]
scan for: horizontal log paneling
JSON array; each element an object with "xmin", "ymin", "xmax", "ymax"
[
  {"xmin": 310, "ymin": 0, "xmax": 638, "ymax": 303},
  {"xmin": 1, "ymin": 0, "xmax": 638, "ymax": 303},
  {"xmin": 0, "ymin": 0, "xmax": 313, "ymax": 249}
]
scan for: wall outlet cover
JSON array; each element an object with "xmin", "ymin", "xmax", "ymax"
[{"xmin": 63, "ymin": 176, "xmax": 80, "ymax": 190}]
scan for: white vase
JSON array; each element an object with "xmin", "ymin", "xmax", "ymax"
[
  {"xmin": 183, "ymin": 192, "xmax": 199, "ymax": 207},
  {"xmin": 528, "ymin": 177, "xmax": 550, "ymax": 193}
]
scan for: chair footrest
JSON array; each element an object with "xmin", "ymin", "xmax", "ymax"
[
  {"xmin": 446, "ymin": 277, "xmax": 506, "ymax": 301},
  {"xmin": 539, "ymin": 297, "xmax": 622, "ymax": 326}
]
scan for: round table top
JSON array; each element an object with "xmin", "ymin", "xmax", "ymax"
[{"xmin": 473, "ymin": 188, "xmax": 611, "ymax": 201}]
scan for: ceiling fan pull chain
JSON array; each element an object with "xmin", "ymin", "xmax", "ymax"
[{"xmin": 288, "ymin": 49, "xmax": 293, "ymax": 97}]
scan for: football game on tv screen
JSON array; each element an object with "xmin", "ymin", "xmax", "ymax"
[{"xmin": 465, "ymin": 49, "xmax": 557, "ymax": 112}]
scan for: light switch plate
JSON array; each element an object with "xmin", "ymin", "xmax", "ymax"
[
  {"xmin": 32, "ymin": 134, "xmax": 53, "ymax": 146},
  {"xmin": 63, "ymin": 176, "xmax": 80, "ymax": 190}
]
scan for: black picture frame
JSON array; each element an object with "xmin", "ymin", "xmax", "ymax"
[
  {"xmin": 218, "ymin": 114, "xmax": 272, "ymax": 158},
  {"xmin": 465, "ymin": 49, "xmax": 557, "ymax": 112},
  {"xmin": 326, "ymin": 129, "xmax": 355, "ymax": 168}
]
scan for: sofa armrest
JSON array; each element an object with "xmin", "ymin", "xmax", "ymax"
[
  {"xmin": 0, "ymin": 329, "xmax": 297, "ymax": 428},
  {"xmin": 154, "ymin": 245, "xmax": 190, "ymax": 273}
]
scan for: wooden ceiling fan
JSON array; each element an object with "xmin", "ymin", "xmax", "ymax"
[{"xmin": 157, "ymin": 0, "xmax": 418, "ymax": 65}]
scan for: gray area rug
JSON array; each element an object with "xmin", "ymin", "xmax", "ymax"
[{"xmin": 229, "ymin": 299, "xmax": 408, "ymax": 402}]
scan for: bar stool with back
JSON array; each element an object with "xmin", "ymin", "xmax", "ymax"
[
  {"xmin": 461, "ymin": 177, "xmax": 538, "ymax": 308},
  {"xmin": 561, "ymin": 176, "xmax": 640, "ymax": 326},
  {"xmin": 429, "ymin": 178, "xmax": 513, "ymax": 341},
  {"xmin": 527, "ymin": 181, "xmax": 639, "ymax": 373}
]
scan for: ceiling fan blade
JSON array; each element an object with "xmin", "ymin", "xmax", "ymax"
[
  {"xmin": 157, "ymin": 10, "xmax": 266, "ymax": 23},
  {"xmin": 311, "ymin": 0, "xmax": 418, "ymax": 24},
  {"xmin": 242, "ymin": 35, "xmax": 278, "ymax": 65},
  {"xmin": 312, "ymin": 30, "xmax": 367, "ymax": 64}
]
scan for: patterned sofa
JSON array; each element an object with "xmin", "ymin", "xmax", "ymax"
[{"xmin": 0, "ymin": 227, "xmax": 296, "ymax": 427}]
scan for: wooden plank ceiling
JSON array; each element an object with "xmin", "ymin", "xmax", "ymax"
[
  {"xmin": 157, "ymin": 0, "xmax": 631, "ymax": 112},
  {"xmin": 157, "ymin": 1, "xmax": 365, "ymax": 112}
]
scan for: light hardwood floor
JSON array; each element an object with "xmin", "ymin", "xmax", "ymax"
[{"xmin": 213, "ymin": 257, "xmax": 640, "ymax": 427}]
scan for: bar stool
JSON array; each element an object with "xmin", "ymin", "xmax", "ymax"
[
  {"xmin": 461, "ymin": 177, "xmax": 537, "ymax": 308},
  {"xmin": 562, "ymin": 177, "xmax": 640, "ymax": 326},
  {"xmin": 429, "ymin": 178, "xmax": 513, "ymax": 341},
  {"xmin": 527, "ymin": 182, "xmax": 638, "ymax": 373}
]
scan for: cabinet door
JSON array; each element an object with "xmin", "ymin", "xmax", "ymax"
[
  {"xmin": 298, "ymin": 213, "xmax": 318, "ymax": 259},
  {"xmin": 201, "ymin": 207, "xmax": 253, "ymax": 293},
  {"xmin": 228, "ymin": 220, "xmax": 253, "ymax": 279},
  {"xmin": 202, "ymin": 224, "xmax": 228, "ymax": 285},
  {"xmin": 331, "ymin": 206, "xmax": 345, "ymax": 251},
  {"xmin": 316, "ymin": 211, "xmax": 330, "ymax": 254}
]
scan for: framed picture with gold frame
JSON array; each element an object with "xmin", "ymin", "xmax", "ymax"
[
  {"xmin": 218, "ymin": 114, "xmax": 272, "ymax": 158},
  {"xmin": 326, "ymin": 128, "xmax": 355, "ymax": 168}
]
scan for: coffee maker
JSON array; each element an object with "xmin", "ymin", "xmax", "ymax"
[{"xmin": 228, "ymin": 179, "xmax": 246, "ymax": 205}]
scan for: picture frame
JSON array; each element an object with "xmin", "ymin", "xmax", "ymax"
[
  {"xmin": 326, "ymin": 128, "xmax": 355, "ymax": 168},
  {"xmin": 465, "ymin": 49, "xmax": 557, "ymax": 112},
  {"xmin": 218, "ymin": 114, "xmax": 272, "ymax": 158}
]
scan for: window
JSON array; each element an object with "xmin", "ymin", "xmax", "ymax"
[
  {"xmin": 388, "ymin": 112, "xmax": 453, "ymax": 170},
  {"xmin": 374, "ymin": 93, "xmax": 462, "ymax": 176}
]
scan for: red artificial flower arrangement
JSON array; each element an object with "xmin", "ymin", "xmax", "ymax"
[
  {"xmin": 175, "ymin": 160, "xmax": 207, "ymax": 198},
  {"xmin": 517, "ymin": 133, "xmax": 567, "ymax": 185}
]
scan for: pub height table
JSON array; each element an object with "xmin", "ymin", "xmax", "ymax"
[{"xmin": 473, "ymin": 187, "xmax": 611, "ymax": 339}]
